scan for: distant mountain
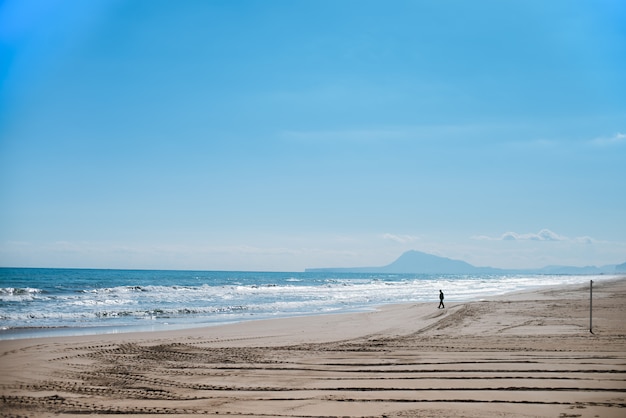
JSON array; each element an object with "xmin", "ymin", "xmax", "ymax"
[
  {"xmin": 305, "ymin": 250, "xmax": 500, "ymax": 274},
  {"xmin": 305, "ymin": 250, "xmax": 622, "ymax": 275}
]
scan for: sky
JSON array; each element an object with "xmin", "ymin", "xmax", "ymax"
[{"xmin": 1, "ymin": 0, "xmax": 625, "ymax": 271}]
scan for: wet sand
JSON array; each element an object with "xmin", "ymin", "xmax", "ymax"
[{"xmin": 1, "ymin": 278, "xmax": 625, "ymax": 417}]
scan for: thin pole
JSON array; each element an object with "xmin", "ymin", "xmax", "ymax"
[{"xmin": 589, "ymin": 280, "xmax": 593, "ymax": 334}]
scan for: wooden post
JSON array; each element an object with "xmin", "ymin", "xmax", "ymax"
[{"xmin": 589, "ymin": 280, "xmax": 593, "ymax": 334}]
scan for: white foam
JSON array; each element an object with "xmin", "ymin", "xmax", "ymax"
[{"xmin": 0, "ymin": 273, "xmax": 616, "ymax": 338}]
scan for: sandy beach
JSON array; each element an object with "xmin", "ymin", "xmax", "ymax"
[{"xmin": 1, "ymin": 278, "xmax": 625, "ymax": 417}]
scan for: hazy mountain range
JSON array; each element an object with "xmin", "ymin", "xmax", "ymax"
[{"xmin": 305, "ymin": 250, "xmax": 626, "ymax": 275}]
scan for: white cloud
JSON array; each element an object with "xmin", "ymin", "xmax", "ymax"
[
  {"xmin": 281, "ymin": 123, "xmax": 493, "ymax": 144},
  {"xmin": 473, "ymin": 229, "xmax": 574, "ymax": 242},
  {"xmin": 382, "ymin": 233, "xmax": 420, "ymax": 244},
  {"xmin": 574, "ymin": 236, "xmax": 595, "ymax": 244},
  {"xmin": 590, "ymin": 132, "xmax": 626, "ymax": 146},
  {"xmin": 532, "ymin": 229, "xmax": 566, "ymax": 241}
]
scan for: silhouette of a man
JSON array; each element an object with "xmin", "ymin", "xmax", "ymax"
[{"xmin": 438, "ymin": 290, "xmax": 445, "ymax": 309}]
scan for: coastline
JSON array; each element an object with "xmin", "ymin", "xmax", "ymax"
[
  {"xmin": 2, "ymin": 273, "xmax": 621, "ymax": 342},
  {"xmin": 1, "ymin": 277, "xmax": 625, "ymax": 417}
]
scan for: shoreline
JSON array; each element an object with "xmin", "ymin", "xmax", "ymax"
[
  {"xmin": 1, "ymin": 278, "xmax": 625, "ymax": 417},
  {"xmin": 2, "ymin": 274, "xmax": 622, "ymax": 342}
]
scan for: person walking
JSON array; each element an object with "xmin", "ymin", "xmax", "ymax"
[{"xmin": 438, "ymin": 289, "xmax": 445, "ymax": 309}]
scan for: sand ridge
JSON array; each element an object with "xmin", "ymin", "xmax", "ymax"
[{"xmin": 1, "ymin": 278, "xmax": 625, "ymax": 417}]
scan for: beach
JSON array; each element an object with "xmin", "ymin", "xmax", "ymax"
[{"xmin": 1, "ymin": 278, "xmax": 625, "ymax": 417}]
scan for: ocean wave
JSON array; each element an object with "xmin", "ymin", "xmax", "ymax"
[
  {"xmin": 0, "ymin": 287, "xmax": 44, "ymax": 302},
  {"xmin": 0, "ymin": 271, "xmax": 613, "ymax": 337},
  {"xmin": 1, "ymin": 304, "xmax": 253, "ymax": 322},
  {"xmin": 1, "ymin": 287, "xmax": 43, "ymax": 295}
]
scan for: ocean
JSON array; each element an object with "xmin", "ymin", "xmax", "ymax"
[{"xmin": 0, "ymin": 268, "xmax": 613, "ymax": 340}]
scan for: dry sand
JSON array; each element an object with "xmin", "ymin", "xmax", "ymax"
[{"xmin": 1, "ymin": 278, "xmax": 625, "ymax": 417}]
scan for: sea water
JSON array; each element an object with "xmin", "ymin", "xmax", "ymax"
[{"xmin": 0, "ymin": 268, "xmax": 614, "ymax": 340}]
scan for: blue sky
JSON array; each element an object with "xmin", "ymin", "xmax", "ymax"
[{"xmin": 1, "ymin": 0, "xmax": 625, "ymax": 271}]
